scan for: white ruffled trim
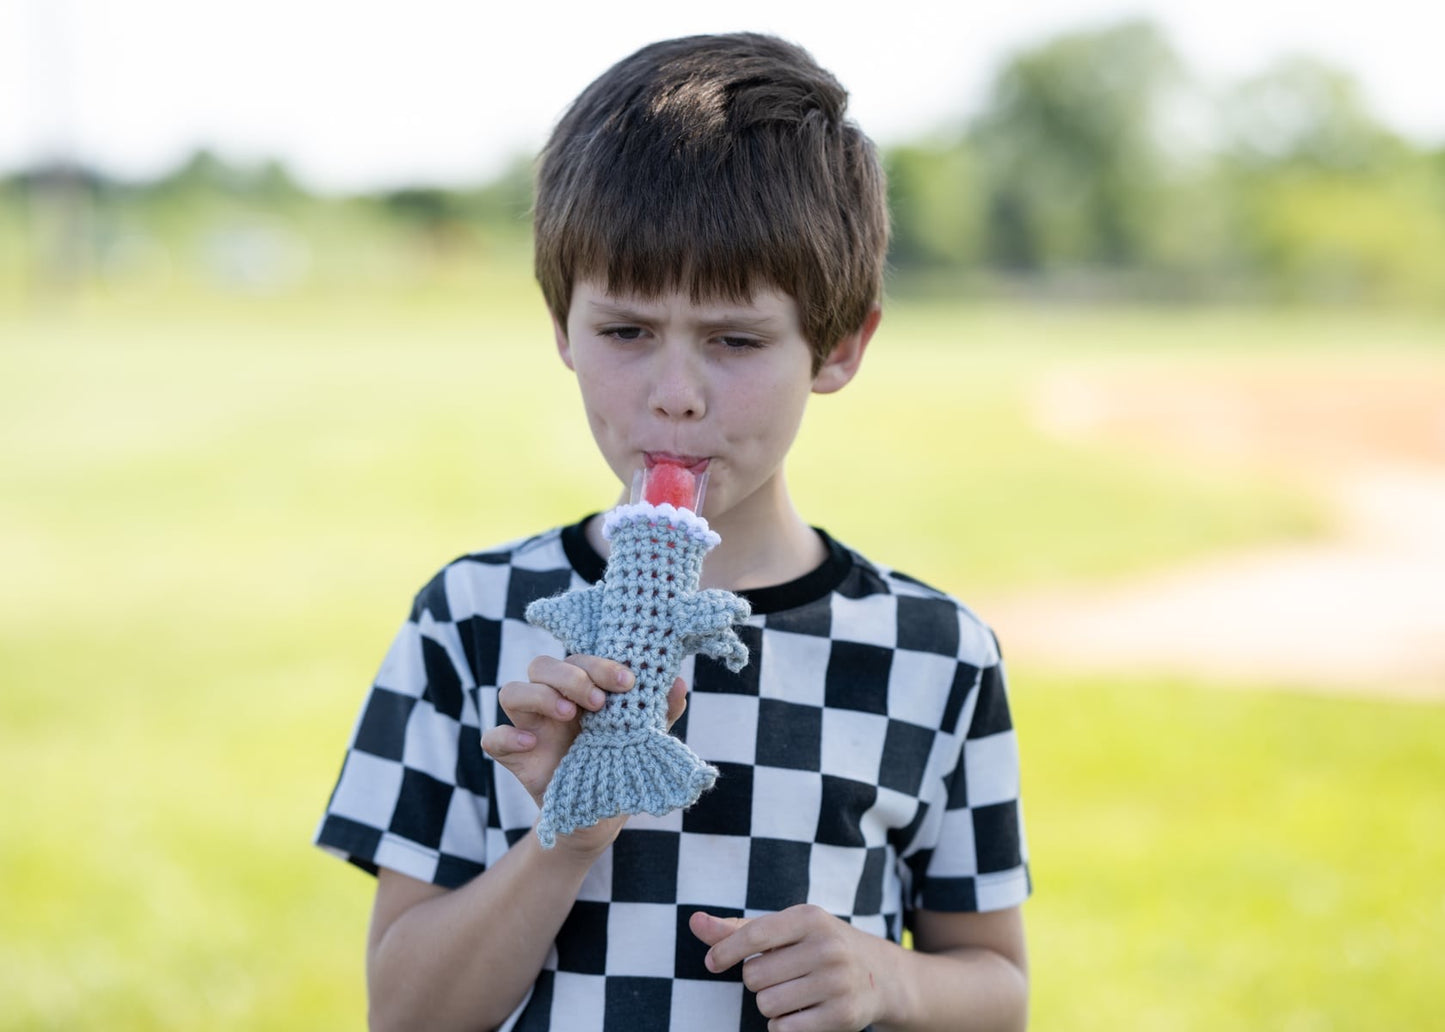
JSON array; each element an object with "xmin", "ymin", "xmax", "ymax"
[{"xmin": 602, "ymin": 502, "xmax": 721, "ymax": 547}]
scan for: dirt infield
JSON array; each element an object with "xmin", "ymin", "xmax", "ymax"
[{"xmin": 984, "ymin": 361, "xmax": 1445, "ymax": 699}]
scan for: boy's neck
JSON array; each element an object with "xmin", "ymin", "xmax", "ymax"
[
  {"xmin": 585, "ymin": 480, "xmax": 826, "ymax": 593},
  {"xmin": 698, "ymin": 506, "xmax": 825, "ymax": 592}
]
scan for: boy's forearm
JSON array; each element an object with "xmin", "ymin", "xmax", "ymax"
[
  {"xmin": 367, "ymin": 830, "xmax": 603, "ymax": 1032},
  {"xmin": 877, "ymin": 943, "xmax": 1029, "ymax": 1032}
]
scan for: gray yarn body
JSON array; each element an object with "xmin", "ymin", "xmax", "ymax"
[{"xmin": 525, "ymin": 506, "xmax": 751, "ymax": 847}]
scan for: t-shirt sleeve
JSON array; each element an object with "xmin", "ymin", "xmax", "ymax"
[
  {"xmin": 906, "ymin": 642, "xmax": 1032, "ymax": 914},
  {"xmin": 314, "ymin": 575, "xmax": 494, "ymax": 889}
]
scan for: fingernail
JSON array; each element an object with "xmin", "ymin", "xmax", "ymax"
[
  {"xmin": 617, "ymin": 669, "xmax": 634, "ymax": 688},
  {"xmin": 704, "ymin": 950, "xmax": 717, "ymax": 973},
  {"xmin": 589, "ymin": 689, "xmax": 606, "ymax": 708},
  {"xmin": 556, "ymin": 699, "xmax": 575, "ymax": 718}
]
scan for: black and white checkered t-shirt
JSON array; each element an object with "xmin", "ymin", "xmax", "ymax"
[{"xmin": 316, "ymin": 519, "xmax": 1030, "ymax": 1032}]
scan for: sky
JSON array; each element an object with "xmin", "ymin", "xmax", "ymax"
[{"xmin": 2, "ymin": 0, "xmax": 1442, "ymax": 193}]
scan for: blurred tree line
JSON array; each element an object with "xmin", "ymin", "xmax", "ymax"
[
  {"xmin": 3, "ymin": 18, "xmax": 1443, "ymax": 307},
  {"xmin": 885, "ymin": 20, "xmax": 1445, "ymax": 305},
  {"xmin": 0, "ymin": 146, "xmax": 537, "ymax": 300}
]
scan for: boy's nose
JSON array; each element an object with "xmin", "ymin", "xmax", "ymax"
[{"xmin": 648, "ymin": 347, "xmax": 706, "ymax": 420}]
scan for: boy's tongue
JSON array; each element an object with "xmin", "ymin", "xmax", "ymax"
[{"xmin": 642, "ymin": 461, "xmax": 704, "ymax": 511}]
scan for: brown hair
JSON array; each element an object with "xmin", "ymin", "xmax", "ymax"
[{"xmin": 534, "ymin": 33, "xmax": 889, "ymax": 370}]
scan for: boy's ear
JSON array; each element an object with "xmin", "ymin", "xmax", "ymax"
[
  {"xmin": 553, "ymin": 314, "xmax": 575, "ymax": 371},
  {"xmin": 812, "ymin": 307, "xmax": 881, "ymax": 395}
]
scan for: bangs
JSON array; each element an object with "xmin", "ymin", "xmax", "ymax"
[{"xmin": 569, "ymin": 152, "xmax": 816, "ymax": 311}]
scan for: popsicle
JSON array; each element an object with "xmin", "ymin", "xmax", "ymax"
[
  {"xmin": 641, "ymin": 460, "xmax": 700, "ymax": 510},
  {"xmin": 524, "ymin": 462, "xmax": 750, "ymax": 847}
]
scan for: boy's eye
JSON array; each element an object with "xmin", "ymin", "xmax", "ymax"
[
  {"xmin": 718, "ymin": 336, "xmax": 764, "ymax": 350},
  {"xmin": 603, "ymin": 326, "xmax": 645, "ymax": 342}
]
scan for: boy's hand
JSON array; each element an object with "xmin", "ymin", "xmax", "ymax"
[
  {"xmin": 484, "ymin": 654, "xmax": 635, "ymax": 806},
  {"xmin": 482, "ymin": 655, "xmax": 688, "ymax": 849},
  {"xmin": 690, "ymin": 906, "xmax": 898, "ymax": 1032}
]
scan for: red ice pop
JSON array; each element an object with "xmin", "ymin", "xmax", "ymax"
[{"xmin": 639, "ymin": 462, "xmax": 706, "ymax": 512}]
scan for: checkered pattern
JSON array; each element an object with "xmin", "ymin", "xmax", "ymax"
[{"xmin": 316, "ymin": 520, "xmax": 1031, "ymax": 1031}]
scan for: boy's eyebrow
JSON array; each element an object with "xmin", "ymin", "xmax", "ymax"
[
  {"xmin": 585, "ymin": 300, "xmax": 659, "ymax": 322},
  {"xmin": 584, "ymin": 299, "xmax": 784, "ymax": 331}
]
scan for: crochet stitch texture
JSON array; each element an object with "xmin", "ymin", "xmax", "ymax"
[{"xmin": 525, "ymin": 502, "xmax": 751, "ymax": 847}]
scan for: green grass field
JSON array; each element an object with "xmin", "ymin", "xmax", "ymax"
[{"xmin": 2, "ymin": 276, "xmax": 1442, "ymax": 1030}]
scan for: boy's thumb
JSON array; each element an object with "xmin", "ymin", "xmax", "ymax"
[
  {"xmin": 664, "ymin": 676, "xmax": 689, "ymax": 728},
  {"xmin": 688, "ymin": 910, "xmax": 749, "ymax": 946}
]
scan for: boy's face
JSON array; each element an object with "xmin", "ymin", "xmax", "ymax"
[{"xmin": 555, "ymin": 279, "xmax": 871, "ymax": 527}]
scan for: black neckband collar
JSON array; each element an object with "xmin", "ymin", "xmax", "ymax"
[{"xmin": 559, "ymin": 515, "xmax": 851, "ymax": 615}]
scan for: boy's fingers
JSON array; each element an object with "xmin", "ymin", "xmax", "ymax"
[
  {"xmin": 664, "ymin": 677, "xmax": 688, "ymax": 728},
  {"xmin": 701, "ymin": 911, "xmax": 801, "ymax": 974},
  {"xmin": 479, "ymin": 724, "xmax": 536, "ymax": 760},
  {"xmin": 523, "ymin": 655, "xmax": 631, "ymax": 712},
  {"xmin": 498, "ymin": 679, "xmax": 579, "ymax": 721},
  {"xmin": 564, "ymin": 654, "xmax": 636, "ymax": 694},
  {"xmin": 689, "ymin": 911, "xmax": 750, "ymax": 951}
]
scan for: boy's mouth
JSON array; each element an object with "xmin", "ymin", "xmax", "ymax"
[{"xmin": 644, "ymin": 452, "xmax": 710, "ymax": 474}]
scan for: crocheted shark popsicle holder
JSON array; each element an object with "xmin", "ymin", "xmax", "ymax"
[{"xmin": 524, "ymin": 463, "xmax": 751, "ymax": 847}]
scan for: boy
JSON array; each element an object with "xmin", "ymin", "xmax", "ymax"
[{"xmin": 316, "ymin": 32, "xmax": 1030, "ymax": 1032}]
